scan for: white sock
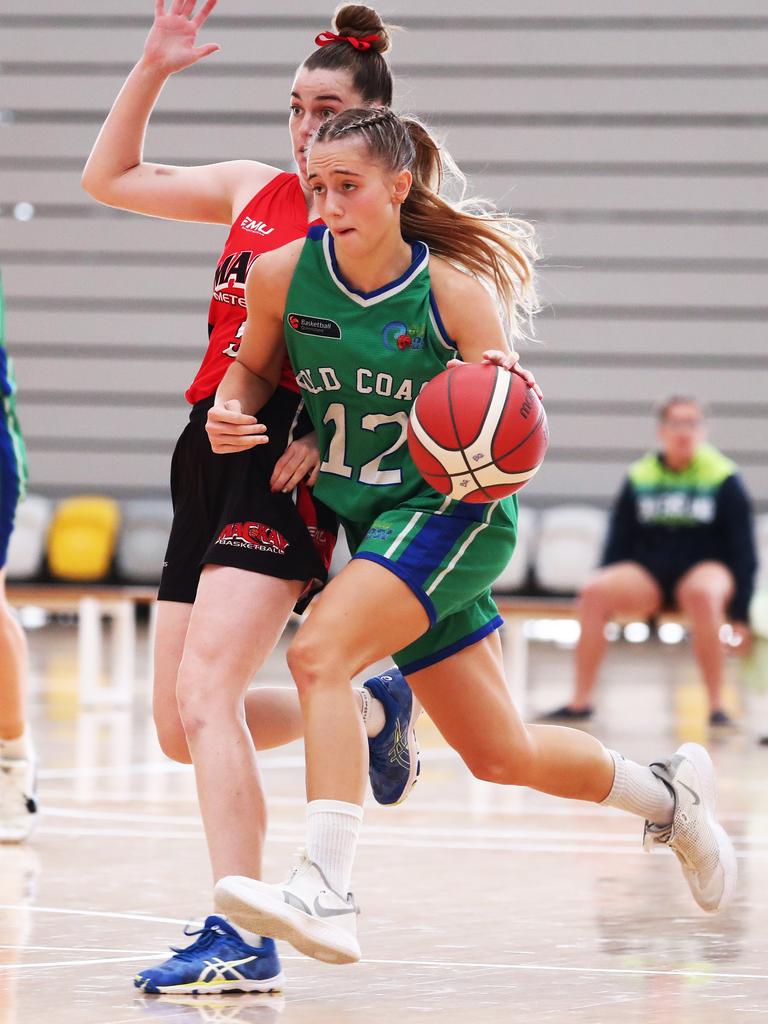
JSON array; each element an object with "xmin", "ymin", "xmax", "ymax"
[
  {"xmin": 227, "ymin": 920, "xmax": 262, "ymax": 948},
  {"xmin": 306, "ymin": 799, "xmax": 363, "ymax": 897},
  {"xmin": 0, "ymin": 728, "xmax": 33, "ymax": 761},
  {"xmin": 601, "ymin": 750, "xmax": 674, "ymax": 825},
  {"xmin": 357, "ymin": 688, "xmax": 386, "ymax": 738}
]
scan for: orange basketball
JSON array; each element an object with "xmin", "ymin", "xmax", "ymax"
[{"xmin": 407, "ymin": 362, "xmax": 549, "ymax": 503}]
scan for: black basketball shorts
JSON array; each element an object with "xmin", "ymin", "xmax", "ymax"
[{"xmin": 158, "ymin": 388, "xmax": 337, "ymax": 612}]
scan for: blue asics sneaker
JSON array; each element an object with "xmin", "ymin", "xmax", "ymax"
[
  {"xmin": 364, "ymin": 669, "xmax": 421, "ymax": 805},
  {"xmin": 134, "ymin": 916, "xmax": 284, "ymax": 995}
]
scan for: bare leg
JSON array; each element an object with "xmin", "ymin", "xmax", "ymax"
[
  {"xmin": 0, "ymin": 569, "xmax": 29, "ymax": 741},
  {"xmin": 153, "ymin": 600, "xmax": 194, "ymax": 762},
  {"xmin": 412, "ymin": 631, "xmax": 615, "ymax": 800},
  {"xmin": 675, "ymin": 561, "xmax": 734, "ymax": 714},
  {"xmin": 176, "ymin": 565, "xmax": 302, "ymax": 882},
  {"xmin": 153, "ymin": 600, "xmax": 377, "ymax": 763},
  {"xmin": 569, "ymin": 562, "xmax": 663, "ymax": 711},
  {"xmin": 287, "ymin": 559, "xmax": 430, "ymax": 804}
]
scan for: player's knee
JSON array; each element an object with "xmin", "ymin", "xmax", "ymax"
[
  {"xmin": 154, "ymin": 714, "xmax": 192, "ymax": 764},
  {"xmin": 679, "ymin": 584, "xmax": 720, "ymax": 619},
  {"xmin": 578, "ymin": 578, "xmax": 611, "ymax": 618},
  {"xmin": 466, "ymin": 754, "xmax": 525, "ymax": 786},
  {"xmin": 287, "ymin": 630, "xmax": 345, "ymax": 696}
]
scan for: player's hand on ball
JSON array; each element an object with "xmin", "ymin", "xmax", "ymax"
[
  {"xmin": 271, "ymin": 432, "xmax": 321, "ymax": 492},
  {"xmin": 142, "ymin": 1, "xmax": 220, "ymax": 77},
  {"xmin": 206, "ymin": 399, "xmax": 268, "ymax": 453},
  {"xmin": 481, "ymin": 349, "xmax": 543, "ymax": 400},
  {"xmin": 446, "ymin": 350, "xmax": 542, "ymax": 400}
]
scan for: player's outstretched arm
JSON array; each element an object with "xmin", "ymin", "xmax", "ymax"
[
  {"xmin": 207, "ymin": 242, "xmax": 301, "ymax": 454},
  {"xmin": 82, "ymin": 1, "xmax": 277, "ymax": 224},
  {"xmin": 431, "ymin": 261, "xmax": 543, "ymax": 398}
]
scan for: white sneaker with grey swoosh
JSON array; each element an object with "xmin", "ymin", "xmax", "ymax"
[
  {"xmin": 643, "ymin": 741, "xmax": 737, "ymax": 913},
  {"xmin": 215, "ymin": 852, "xmax": 360, "ymax": 965}
]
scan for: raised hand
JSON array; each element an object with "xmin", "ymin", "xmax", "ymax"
[{"xmin": 142, "ymin": 0, "xmax": 220, "ymax": 76}]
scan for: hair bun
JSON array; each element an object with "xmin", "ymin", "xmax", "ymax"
[{"xmin": 332, "ymin": 4, "xmax": 392, "ymax": 54}]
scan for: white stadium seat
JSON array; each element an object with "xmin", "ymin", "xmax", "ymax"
[
  {"xmin": 116, "ymin": 499, "xmax": 173, "ymax": 583},
  {"xmin": 493, "ymin": 505, "xmax": 538, "ymax": 594},
  {"xmin": 534, "ymin": 505, "xmax": 608, "ymax": 594},
  {"xmin": 5, "ymin": 493, "xmax": 52, "ymax": 580}
]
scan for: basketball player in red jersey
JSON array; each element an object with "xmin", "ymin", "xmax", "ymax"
[{"xmin": 81, "ymin": 0, "xmax": 449, "ymax": 994}]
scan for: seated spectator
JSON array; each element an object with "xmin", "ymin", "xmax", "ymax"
[{"xmin": 542, "ymin": 395, "xmax": 757, "ymax": 727}]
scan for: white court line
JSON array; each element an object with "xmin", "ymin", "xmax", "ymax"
[
  {"xmin": 2, "ymin": 906, "xmax": 766, "ymax": 982},
  {"xmin": 0, "ymin": 955, "xmax": 164, "ymax": 971},
  {"xmin": 36, "ymin": 786, "xmax": 768, "ymax": 824},
  {"xmin": 32, "ymin": 814, "xmax": 767, "ymax": 857},
  {"xmin": 0, "ymin": 905, "xmax": 189, "ymax": 925},
  {"xmin": 0, "ymin": 946, "xmax": 766, "ymax": 983},
  {"xmin": 38, "ymin": 807, "xmax": 768, "ymax": 847},
  {"xmin": 354, "ymin": 958, "xmax": 768, "ymax": 983},
  {"xmin": 25, "ymin": 825, "xmax": 768, "ymax": 858},
  {"xmin": 0, "ymin": 944, "xmax": 164, "ymax": 955}
]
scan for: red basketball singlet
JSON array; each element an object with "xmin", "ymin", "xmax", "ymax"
[{"xmin": 186, "ymin": 171, "xmax": 309, "ymax": 404}]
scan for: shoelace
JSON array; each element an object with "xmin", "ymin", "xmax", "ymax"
[{"xmin": 170, "ymin": 922, "xmax": 233, "ymax": 960}]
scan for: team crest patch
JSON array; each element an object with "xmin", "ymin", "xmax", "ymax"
[
  {"xmin": 216, "ymin": 522, "xmax": 290, "ymax": 555},
  {"xmin": 287, "ymin": 313, "xmax": 342, "ymax": 339},
  {"xmin": 382, "ymin": 320, "xmax": 425, "ymax": 351}
]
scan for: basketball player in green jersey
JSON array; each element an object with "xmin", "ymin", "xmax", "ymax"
[
  {"xmin": 0, "ymin": 276, "xmax": 37, "ymax": 842},
  {"xmin": 207, "ymin": 108, "xmax": 737, "ymax": 964}
]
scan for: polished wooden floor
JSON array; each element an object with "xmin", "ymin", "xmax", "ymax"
[{"xmin": 2, "ymin": 619, "xmax": 768, "ymax": 1024}]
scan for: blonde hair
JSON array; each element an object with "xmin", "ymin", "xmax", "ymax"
[{"xmin": 311, "ymin": 107, "xmax": 538, "ymax": 341}]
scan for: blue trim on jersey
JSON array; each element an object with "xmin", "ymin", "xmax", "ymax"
[
  {"xmin": 0, "ymin": 410, "xmax": 22, "ymax": 567},
  {"xmin": 307, "ymin": 223, "xmax": 326, "ymax": 241},
  {"xmin": 394, "ymin": 511, "xmax": 483, "ymax": 591},
  {"xmin": 351, "ymin": 551, "xmax": 438, "ymax": 626},
  {"xmin": 428, "ymin": 292, "xmax": 458, "ymax": 350},
  {"xmin": 397, "ymin": 615, "xmax": 504, "ymax": 675},
  {"xmin": 0, "ymin": 348, "xmax": 15, "ymax": 399},
  {"xmin": 326, "ymin": 228, "xmax": 428, "ymax": 300}
]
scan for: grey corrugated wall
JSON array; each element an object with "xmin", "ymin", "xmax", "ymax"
[{"xmin": 2, "ymin": 1, "xmax": 766, "ymax": 508}]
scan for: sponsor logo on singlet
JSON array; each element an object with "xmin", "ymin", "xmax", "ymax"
[
  {"xmin": 287, "ymin": 313, "xmax": 342, "ymax": 340},
  {"xmin": 212, "ymin": 250, "xmax": 256, "ymax": 308},
  {"xmin": 382, "ymin": 320, "xmax": 426, "ymax": 351},
  {"xmin": 215, "ymin": 522, "xmax": 290, "ymax": 555},
  {"xmin": 241, "ymin": 216, "xmax": 275, "ymax": 235}
]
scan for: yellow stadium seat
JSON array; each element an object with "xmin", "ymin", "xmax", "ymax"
[{"xmin": 47, "ymin": 496, "xmax": 120, "ymax": 581}]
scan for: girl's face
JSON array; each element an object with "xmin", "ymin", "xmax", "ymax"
[
  {"xmin": 307, "ymin": 137, "xmax": 411, "ymax": 258},
  {"xmin": 289, "ymin": 67, "xmax": 366, "ymax": 188}
]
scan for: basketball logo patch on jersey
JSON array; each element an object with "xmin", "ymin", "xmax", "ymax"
[
  {"xmin": 382, "ymin": 321, "xmax": 426, "ymax": 352},
  {"xmin": 287, "ymin": 314, "xmax": 342, "ymax": 340}
]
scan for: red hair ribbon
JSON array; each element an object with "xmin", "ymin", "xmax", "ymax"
[{"xmin": 315, "ymin": 31, "xmax": 380, "ymax": 50}]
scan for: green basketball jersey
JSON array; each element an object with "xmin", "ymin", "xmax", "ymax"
[{"xmin": 284, "ymin": 225, "xmax": 461, "ymax": 526}]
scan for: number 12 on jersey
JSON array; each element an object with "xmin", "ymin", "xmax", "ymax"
[{"xmin": 321, "ymin": 402, "xmax": 409, "ymax": 487}]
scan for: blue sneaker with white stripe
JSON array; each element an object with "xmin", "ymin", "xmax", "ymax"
[
  {"xmin": 134, "ymin": 916, "xmax": 284, "ymax": 995},
  {"xmin": 364, "ymin": 669, "xmax": 421, "ymax": 805}
]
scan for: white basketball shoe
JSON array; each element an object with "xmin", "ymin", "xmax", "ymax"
[
  {"xmin": 643, "ymin": 742, "xmax": 737, "ymax": 913},
  {"xmin": 0, "ymin": 751, "xmax": 38, "ymax": 843},
  {"xmin": 215, "ymin": 852, "xmax": 360, "ymax": 965}
]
